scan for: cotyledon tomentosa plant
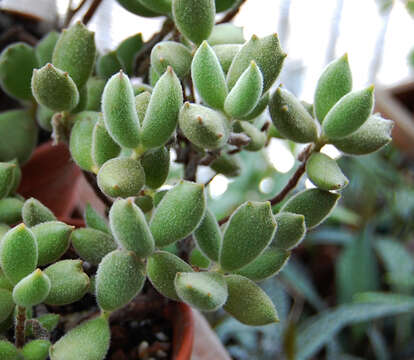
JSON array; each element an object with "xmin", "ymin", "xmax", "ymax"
[{"xmin": 0, "ymin": 0, "xmax": 394, "ymax": 359}]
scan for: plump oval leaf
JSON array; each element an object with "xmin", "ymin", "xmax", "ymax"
[
  {"xmin": 0, "ymin": 224, "xmax": 37, "ymax": 284},
  {"xmin": 314, "ymin": 54, "xmax": 352, "ymax": 122},
  {"xmin": 224, "ymin": 274, "xmax": 279, "ymax": 325},
  {"xmin": 194, "ymin": 209, "xmax": 222, "ymax": 262},
  {"xmin": 147, "ymin": 251, "xmax": 193, "ymax": 300},
  {"xmin": 192, "ymin": 41, "xmax": 228, "ymax": 110},
  {"xmin": 235, "ymin": 247, "xmax": 290, "ymax": 281},
  {"xmin": 323, "ymin": 86, "xmax": 374, "ymax": 139},
  {"xmin": 31, "ymin": 221, "xmax": 73, "ymax": 266},
  {"xmin": 306, "ymin": 152, "xmax": 348, "ymax": 191},
  {"xmin": 150, "ymin": 181, "xmax": 206, "ymax": 247},
  {"xmin": 71, "ymin": 228, "xmax": 117, "ymax": 265},
  {"xmin": 175, "ymin": 272, "xmax": 228, "ymax": 311},
  {"xmin": 12, "ymin": 269, "xmax": 51, "ymax": 307},
  {"xmin": 220, "ymin": 201, "xmax": 276, "ymax": 271},
  {"xmin": 102, "ymin": 71, "xmax": 140, "ymax": 148},
  {"xmin": 273, "ymin": 212, "xmax": 306, "ymax": 250},
  {"xmin": 179, "ymin": 102, "xmax": 230, "ymax": 150},
  {"xmin": 281, "ymin": 189, "xmax": 340, "ymax": 229},
  {"xmin": 44, "ymin": 260, "xmax": 89, "ymax": 306},
  {"xmin": 109, "ymin": 199, "xmax": 154, "ymax": 257},
  {"xmin": 269, "ymin": 86, "xmax": 318, "ymax": 143},
  {"xmin": 49, "ymin": 317, "xmax": 110, "ymax": 360},
  {"xmin": 97, "ymin": 157, "xmax": 145, "ymax": 198},
  {"xmin": 141, "ymin": 67, "xmax": 183, "ymax": 149},
  {"xmin": 224, "ymin": 61, "xmax": 263, "ymax": 118},
  {"xmin": 96, "ymin": 250, "xmax": 146, "ymax": 311},
  {"xmin": 172, "ymin": 0, "xmax": 215, "ymax": 44},
  {"xmin": 52, "ymin": 22, "xmax": 96, "ymax": 88}
]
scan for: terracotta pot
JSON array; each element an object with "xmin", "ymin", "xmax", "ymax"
[
  {"xmin": 164, "ymin": 302, "xmax": 195, "ymax": 360},
  {"xmin": 18, "ymin": 141, "xmax": 82, "ymax": 218}
]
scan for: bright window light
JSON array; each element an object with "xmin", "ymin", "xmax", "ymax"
[{"xmin": 267, "ymin": 139, "xmax": 295, "ymax": 173}]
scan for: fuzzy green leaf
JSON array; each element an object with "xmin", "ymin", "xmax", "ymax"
[
  {"xmin": 97, "ymin": 157, "xmax": 145, "ymax": 198},
  {"xmin": 92, "ymin": 119, "xmax": 121, "ymax": 169},
  {"xmin": 96, "ymin": 52, "xmax": 122, "ymax": 79},
  {"xmin": 179, "ymin": 102, "xmax": 230, "ymax": 150},
  {"xmin": 109, "ymin": 199, "xmax": 154, "ymax": 257},
  {"xmin": 189, "ymin": 248, "xmax": 211, "ymax": 268},
  {"xmin": 273, "ymin": 212, "xmax": 306, "ymax": 250},
  {"xmin": 36, "ymin": 31, "xmax": 59, "ymax": 66},
  {"xmin": 102, "ymin": 71, "xmax": 140, "ymax": 148},
  {"xmin": 0, "ymin": 110, "xmax": 38, "ymax": 164},
  {"xmin": 314, "ymin": 54, "xmax": 352, "ymax": 122},
  {"xmin": 151, "ymin": 41, "xmax": 192, "ymax": 79},
  {"xmin": 233, "ymin": 120, "xmax": 266, "ymax": 151},
  {"xmin": 0, "ymin": 340, "xmax": 19, "ymax": 360},
  {"xmin": 175, "ymin": 272, "xmax": 228, "ymax": 311},
  {"xmin": 116, "ymin": 33, "xmax": 143, "ymax": 75},
  {"xmin": 306, "ymin": 152, "xmax": 348, "ymax": 191},
  {"xmin": 172, "ymin": 0, "xmax": 215, "ymax": 44},
  {"xmin": 150, "ymin": 181, "xmax": 206, "ymax": 247},
  {"xmin": 210, "ymin": 153, "xmax": 241, "ymax": 177},
  {"xmin": 0, "ymin": 42, "xmax": 38, "ymax": 100},
  {"xmin": 32, "ymin": 63, "xmax": 79, "ymax": 112},
  {"xmin": 21, "ymin": 340, "xmax": 51, "ymax": 360},
  {"xmin": 69, "ymin": 111, "xmax": 100, "ymax": 172},
  {"xmin": 235, "ymin": 247, "xmax": 290, "ymax": 281},
  {"xmin": 194, "ymin": 209, "xmax": 222, "ymax": 262},
  {"xmin": 84, "ymin": 204, "xmax": 110, "ymax": 234},
  {"xmin": 135, "ymin": 91, "xmax": 151, "ymax": 124},
  {"xmin": 141, "ymin": 67, "xmax": 183, "ymax": 148},
  {"xmin": 44, "ymin": 260, "xmax": 89, "ymax": 306},
  {"xmin": 331, "ymin": 114, "xmax": 393, "ymax": 155},
  {"xmin": 227, "ymin": 34, "xmax": 286, "ymax": 92},
  {"xmin": 71, "ymin": 228, "xmax": 116, "ymax": 265},
  {"xmin": 224, "ymin": 61, "xmax": 263, "ymax": 118},
  {"xmin": 269, "ymin": 86, "xmax": 318, "ymax": 143},
  {"xmin": 0, "ymin": 163, "xmax": 16, "ymax": 199},
  {"xmin": 220, "ymin": 201, "xmax": 276, "ymax": 271},
  {"xmin": 12, "ymin": 269, "xmax": 51, "ymax": 307},
  {"xmin": 208, "ymin": 24, "xmax": 244, "ymax": 45},
  {"xmin": 224, "ymin": 274, "xmax": 279, "ymax": 325},
  {"xmin": 0, "ymin": 198, "xmax": 23, "ymax": 225},
  {"xmin": 0, "ymin": 224, "xmax": 37, "ymax": 284},
  {"xmin": 86, "ymin": 77, "xmax": 105, "ymax": 111},
  {"xmin": 138, "ymin": 0, "xmax": 171, "ymax": 14},
  {"xmin": 212, "ymin": 44, "xmax": 241, "ymax": 74},
  {"xmin": 281, "ymin": 189, "xmax": 340, "ymax": 229},
  {"xmin": 116, "ymin": 0, "xmax": 161, "ymax": 17},
  {"xmin": 323, "ymin": 86, "xmax": 375, "ymax": 139},
  {"xmin": 141, "ymin": 147, "xmax": 170, "ymax": 189},
  {"xmin": 0, "ymin": 289, "xmax": 14, "ymax": 323},
  {"xmin": 49, "ymin": 317, "xmax": 110, "ymax": 360},
  {"xmin": 22, "ymin": 198, "xmax": 56, "ymax": 227},
  {"xmin": 31, "ymin": 221, "xmax": 73, "ymax": 266},
  {"xmin": 192, "ymin": 41, "xmax": 228, "ymax": 110},
  {"xmin": 52, "ymin": 22, "xmax": 96, "ymax": 88},
  {"xmin": 96, "ymin": 250, "xmax": 146, "ymax": 311},
  {"xmin": 147, "ymin": 251, "xmax": 193, "ymax": 300}
]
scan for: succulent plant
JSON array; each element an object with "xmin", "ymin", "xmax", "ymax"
[{"xmin": 0, "ymin": 1, "xmax": 393, "ymax": 359}]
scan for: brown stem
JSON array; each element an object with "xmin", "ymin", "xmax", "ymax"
[
  {"xmin": 218, "ymin": 144, "xmax": 314, "ymax": 225},
  {"xmin": 82, "ymin": 0, "xmax": 103, "ymax": 25},
  {"xmin": 134, "ymin": 19, "xmax": 175, "ymax": 76},
  {"xmin": 82, "ymin": 170, "xmax": 113, "ymax": 209},
  {"xmin": 15, "ymin": 306, "xmax": 26, "ymax": 348},
  {"xmin": 64, "ymin": 0, "xmax": 88, "ymax": 27},
  {"xmin": 228, "ymin": 132, "xmax": 251, "ymax": 147},
  {"xmin": 217, "ymin": 0, "xmax": 247, "ymax": 24}
]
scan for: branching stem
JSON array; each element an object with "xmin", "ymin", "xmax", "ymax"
[{"xmin": 15, "ymin": 306, "xmax": 26, "ymax": 348}]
